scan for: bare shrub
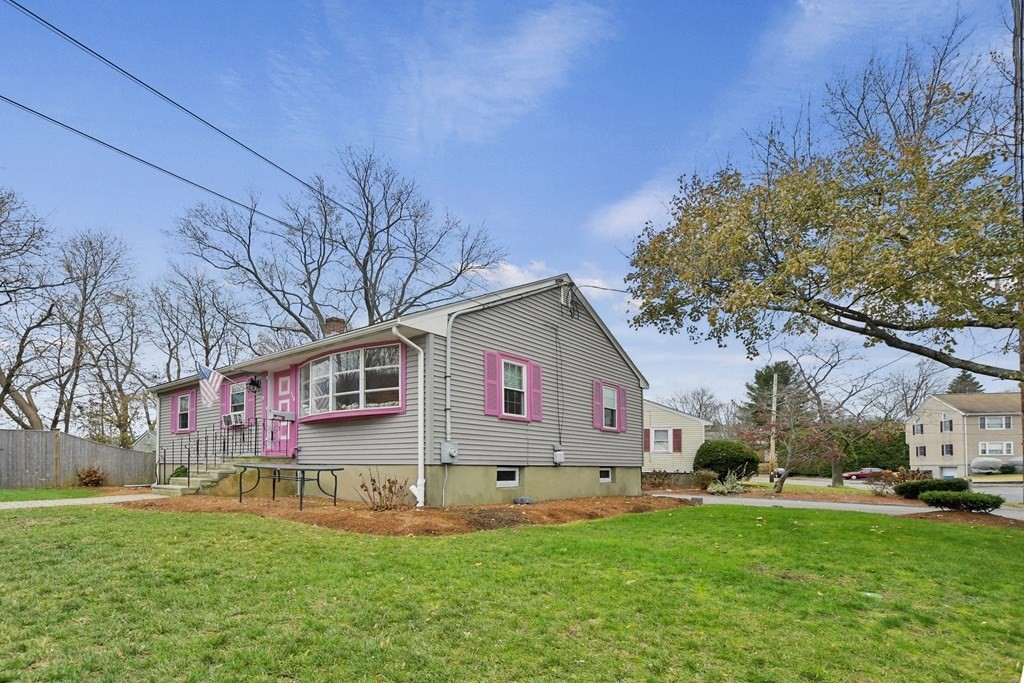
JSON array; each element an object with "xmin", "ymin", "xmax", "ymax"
[
  {"xmin": 76, "ymin": 466, "xmax": 106, "ymax": 487},
  {"xmin": 356, "ymin": 468, "xmax": 410, "ymax": 511},
  {"xmin": 692, "ymin": 469, "xmax": 720, "ymax": 490},
  {"xmin": 641, "ymin": 470, "xmax": 675, "ymax": 489}
]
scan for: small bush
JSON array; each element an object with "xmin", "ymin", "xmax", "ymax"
[
  {"xmin": 868, "ymin": 472, "xmax": 896, "ymax": 497},
  {"xmin": 641, "ymin": 470, "xmax": 675, "ymax": 489},
  {"xmin": 76, "ymin": 466, "xmax": 106, "ymax": 487},
  {"xmin": 692, "ymin": 469, "xmax": 720, "ymax": 490},
  {"xmin": 356, "ymin": 468, "xmax": 410, "ymax": 511},
  {"xmin": 890, "ymin": 467, "xmax": 931, "ymax": 484},
  {"xmin": 893, "ymin": 477, "xmax": 969, "ymax": 500},
  {"xmin": 919, "ymin": 491, "xmax": 1004, "ymax": 513},
  {"xmin": 706, "ymin": 470, "xmax": 746, "ymax": 496},
  {"xmin": 694, "ymin": 440, "xmax": 760, "ymax": 480},
  {"xmin": 999, "ymin": 463, "xmax": 1017, "ymax": 475}
]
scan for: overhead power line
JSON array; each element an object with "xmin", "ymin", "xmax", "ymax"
[
  {"xmin": 0, "ymin": 93, "xmax": 298, "ymax": 231},
  {"xmin": 3, "ymin": 1, "xmax": 472, "ymax": 282},
  {"xmin": 2, "ymin": 0, "xmax": 321, "ymax": 198}
]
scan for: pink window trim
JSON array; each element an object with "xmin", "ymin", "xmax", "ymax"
[
  {"xmin": 483, "ymin": 349, "xmax": 542, "ymax": 422},
  {"xmin": 592, "ymin": 380, "xmax": 627, "ymax": 433},
  {"xmin": 220, "ymin": 376, "xmax": 256, "ymax": 428},
  {"xmin": 295, "ymin": 343, "xmax": 407, "ymax": 423},
  {"xmin": 170, "ymin": 389, "xmax": 197, "ymax": 435}
]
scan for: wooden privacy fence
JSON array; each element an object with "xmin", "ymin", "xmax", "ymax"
[{"xmin": 0, "ymin": 430, "xmax": 156, "ymax": 488}]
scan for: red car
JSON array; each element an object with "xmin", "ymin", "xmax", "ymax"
[{"xmin": 842, "ymin": 467, "xmax": 884, "ymax": 480}]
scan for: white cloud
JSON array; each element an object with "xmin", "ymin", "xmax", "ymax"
[
  {"xmin": 586, "ymin": 178, "xmax": 674, "ymax": 240},
  {"xmin": 480, "ymin": 260, "xmax": 557, "ymax": 289},
  {"xmin": 393, "ymin": 1, "xmax": 612, "ymax": 148}
]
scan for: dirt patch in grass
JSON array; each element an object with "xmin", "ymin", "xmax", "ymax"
[
  {"xmin": 117, "ymin": 495, "xmax": 692, "ymax": 536},
  {"xmin": 899, "ymin": 510, "xmax": 1024, "ymax": 529},
  {"xmin": 651, "ymin": 487, "xmax": 927, "ymax": 506},
  {"xmin": 96, "ymin": 486, "xmax": 155, "ymax": 497}
]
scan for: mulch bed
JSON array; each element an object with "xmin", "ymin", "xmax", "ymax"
[
  {"xmin": 899, "ymin": 510, "xmax": 1024, "ymax": 529},
  {"xmin": 117, "ymin": 495, "xmax": 692, "ymax": 536},
  {"xmin": 647, "ymin": 487, "xmax": 928, "ymax": 506}
]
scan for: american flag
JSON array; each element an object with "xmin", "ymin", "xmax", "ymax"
[{"xmin": 196, "ymin": 364, "xmax": 226, "ymax": 408}]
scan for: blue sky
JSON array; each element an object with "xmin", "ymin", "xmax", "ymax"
[{"xmin": 0, "ymin": 0, "xmax": 1014, "ymax": 401}]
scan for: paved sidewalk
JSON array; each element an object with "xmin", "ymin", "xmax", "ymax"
[
  {"xmin": 0, "ymin": 494, "xmax": 163, "ymax": 511},
  {"xmin": 653, "ymin": 493, "xmax": 1024, "ymax": 521}
]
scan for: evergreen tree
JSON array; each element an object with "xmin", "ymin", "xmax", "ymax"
[
  {"xmin": 946, "ymin": 370, "xmax": 984, "ymax": 394},
  {"xmin": 741, "ymin": 361, "xmax": 805, "ymax": 425}
]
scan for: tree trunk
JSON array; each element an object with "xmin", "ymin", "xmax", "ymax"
[{"xmin": 830, "ymin": 460, "xmax": 844, "ymax": 488}]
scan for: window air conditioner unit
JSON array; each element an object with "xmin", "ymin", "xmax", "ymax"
[{"xmin": 222, "ymin": 414, "xmax": 245, "ymax": 428}]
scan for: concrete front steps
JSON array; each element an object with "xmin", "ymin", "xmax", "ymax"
[{"xmin": 151, "ymin": 463, "xmax": 238, "ymax": 497}]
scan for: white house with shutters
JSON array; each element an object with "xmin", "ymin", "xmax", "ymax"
[{"xmin": 642, "ymin": 399, "xmax": 710, "ymax": 473}]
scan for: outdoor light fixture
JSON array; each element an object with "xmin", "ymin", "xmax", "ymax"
[{"xmin": 245, "ymin": 376, "xmax": 262, "ymax": 393}]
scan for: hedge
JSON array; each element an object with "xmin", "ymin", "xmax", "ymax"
[
  {"xmin": 893, "ymin": 478, "xmax": 969, "ymax": 500},
  {"xmin": 694, "ymin": 440, "xmax": 760, "ymax": 480},
  {"xmin": 919, "ymin": 491, "xmax": 1004, "ymax": 513}
]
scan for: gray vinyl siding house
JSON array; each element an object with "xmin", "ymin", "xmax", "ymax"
[{"xmin": 151, "ymin": 275, "xmax": 648, "ymax": 506}]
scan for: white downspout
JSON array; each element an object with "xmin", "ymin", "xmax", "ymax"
[{"xmin": 393, "ymin": 326, "xmax": 425, "ymax": 507}]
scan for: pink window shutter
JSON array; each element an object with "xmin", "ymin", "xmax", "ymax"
[
  {"xmin": 245, "ymin": 385, "xmax": 255, "ymax": 424},
  {"xmin": 592, "ymin": 381, "xmax": 603, "ymax": 429},
  {"xmin": 617, "ymin": 386, "xmax": 627, "ymax": 432},
  {"xmin": 188, "ymin": 390, "xmax": 196, "ymax": 432},
  {"xmin": 528, "ymin": 362, "xmax": 543, "ymax": 421},
  {"xmin": 483, "ymin": 351, "xmax": 501, "ymax": 416},
  {"xmin": 220, "ymin": 382, "xmax": 230, "ymax": 427}
]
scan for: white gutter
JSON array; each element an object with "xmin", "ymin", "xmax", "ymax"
[{"xmin": 392, "ymin": 325, "xmax": 425, "ymax": 508}]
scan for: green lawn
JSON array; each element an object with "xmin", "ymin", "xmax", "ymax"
[
  {"xmin": 0, "ymin": 487, "xmax": 103, "ymax": 503},
  {"xmin": 1, "ymin": 505, "xmax": 1022, "ymax": 682}
]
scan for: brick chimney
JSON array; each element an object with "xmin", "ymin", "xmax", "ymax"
[{"xmin": 324, "ymin": 317, "xmax": 347, "ymax": 335}]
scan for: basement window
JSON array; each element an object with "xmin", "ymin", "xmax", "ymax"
[
  {"xmin": 496, "ymin": 467, "xmax": 520, "ymax": 488},
  {"xmin": 599, "ymin": 468, "xmax": 613, "ymax": 483}
]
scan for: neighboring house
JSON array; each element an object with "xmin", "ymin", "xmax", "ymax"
[
  {"xmin": 641, "ymin": 400, "xmax": 710, "ymax": 473},
  {"xmin": 905, "ymin": 393, "xmax": 1021, "ymax": 478},
  {"xmin": 131, "ymin": 429, "xmax": 157, "ymax": 452},
  {"xmin": 149, "ymin": 275, "xmax": 649, "ymax": 506}
]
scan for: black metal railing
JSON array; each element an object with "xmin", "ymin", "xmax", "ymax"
[{"xmin": 157, "ymin": 418, "xmax": 295, "ymax": 486}]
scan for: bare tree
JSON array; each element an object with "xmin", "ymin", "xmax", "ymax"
[
  {"xmin": 782, "ymin": 339, "xmax": 892, "ymax": 487},
  {"xmin": 0, "ymin": 190, "xmax": 61, "ymax": 429},
  {"xmin": 662, "ymin": 386, "xmax": 741, "ymax": 439},
  {"xmin": 76, "ymin": 292, "xmax": 154, "ymax": 447},
  {"xmin": 174, "ymin": 147, "xmax": 506, "ymax": 342},
  {"xmin": 0, "ymin": 188, "xmax": 51, "ymax": 308},
  {"xmin": 45, "ymin": 231, "xmax": 131, "ymax": 432},
  {"xmin": 146, "ymin": 266, "xmax": 248, "ymax": 382},
  {"xmin": 328, "ymin": 148, "xmax": 505, "ymax": 324},
  {"xmin": 663, "ymin": 386, "xmax": 721, "ymax": 423},
  {"xmin": 871, "ymin": 360, "xmax": 946, "ymax": 422}
]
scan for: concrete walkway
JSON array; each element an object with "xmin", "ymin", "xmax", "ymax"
[
  {"xmin": 0, "ymin": 493, "xmax": 162, "ymax": 511},
  {"xmin": 653, "ymin": 493, "xmax": 1024, "ymax": 521}
]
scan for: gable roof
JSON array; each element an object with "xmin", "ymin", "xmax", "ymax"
[
  {"xmin": 643, "ymin": 399, "xmax": 713, "ymax": 426},
  {"xmin": 931, "ymin": 392, "xmax": 1021, "ymax": 415},
  {"xmin": 149, "ymin": 274, "xmax": 648, "ymax": 393}
]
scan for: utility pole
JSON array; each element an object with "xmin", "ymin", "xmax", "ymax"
[
  {"xmin": 768, "ymin": 372, "xmax": 778, "ymax": 481},
  {"xmin": 1014, "ymin": 0, "xmax": 1024, "ymax": 503}
]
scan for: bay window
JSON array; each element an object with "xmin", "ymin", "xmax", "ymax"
[{"xmin": 300, "ymin": 344, "xmax": 402, "ymax": 417}]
